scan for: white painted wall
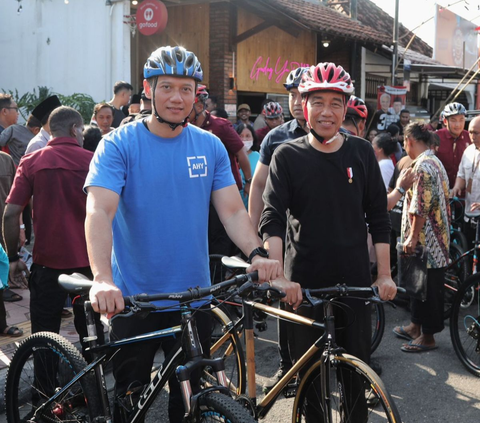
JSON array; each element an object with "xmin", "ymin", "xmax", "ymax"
[{"xmin": 0, "ymin": 0, "xmax": 131, "ymax": 103}]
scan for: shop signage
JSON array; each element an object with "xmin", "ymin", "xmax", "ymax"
[
  {"xmin": 136, "ymin": 0, "xmax": 168, "ymax": 36},
  {"xmin": 250, "ymin": 56, "xmax": 310, "ymax": 84}
]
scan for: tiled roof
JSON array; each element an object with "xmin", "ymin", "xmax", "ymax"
[
  {"xmin": 333, "ymin": 0, "xmax": 433, "ymax": 57},
  {"xmin": 397, "ymin": 46, "xmax": 441, "ymax": 66},
  {"xmin": 253, "ymin": 0, "xmax": 392, "ymax": 45}
]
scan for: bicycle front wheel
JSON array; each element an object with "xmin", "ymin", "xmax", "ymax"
[
  {"xmin": 450, "ymin": 273, "xmax": 480, "ymax": 377},
  {"xmin": 204, "ymin": 305, "xmax": 246, "ymax": 396},
  {"xmin": 371, "ymin": 303, "xmax": 385, "ymax": 354},
  {"xmin": 5, "ymin": 332, "xmax": 102, "ymax": 423},
  {"xmin": 196, "ymin": 392, "xmax": 255, "ymax": 422},
  {"xmin": 292, "ymin": 354, "xmax": 401, "ymax": 423}
]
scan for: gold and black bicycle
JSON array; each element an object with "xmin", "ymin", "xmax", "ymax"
[{"xmin": 209, "ymin": 256, "xmax": 402, "ymax": 422}]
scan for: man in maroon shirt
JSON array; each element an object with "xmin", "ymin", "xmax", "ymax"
[
  {"xmin": 436, "ymin": 102, "xmax": 470, "ymax": 188},
  {"xmin": 3, "ymin": 106, "xmax": 104, "ymax": 359}
]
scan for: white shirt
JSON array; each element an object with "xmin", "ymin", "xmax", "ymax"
[
  {"xmin": 378, "ymin": 158, "xmax": 394, "ymax": 191},
  {"xmin": 457, "ymin": 143, "xmax": 480, "ymax": 216},
  {"xmin": 25, "ymin": 127, "xmax": 51, "ymax": 154}
]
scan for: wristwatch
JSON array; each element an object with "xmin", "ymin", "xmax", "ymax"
[
  {"xmin": 396, "ymin": 186, "xmax": 406, "ymax": 195},
  {"xmin": 248, "ymin": 247, "xmax": 269, "ymax": 263}
]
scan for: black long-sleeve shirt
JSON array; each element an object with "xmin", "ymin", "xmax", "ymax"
[{"xmin": 259, "ymin": 134, "xmax": 391, "ymax": 289}]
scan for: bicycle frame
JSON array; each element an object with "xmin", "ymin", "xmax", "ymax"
[
  {"xmin": 229, "ymin": 297, "xmax": 338, "ymax": 420},
  {"xmin": 31, "ymin": 303, "xmax": 229, "ymax": 423}
]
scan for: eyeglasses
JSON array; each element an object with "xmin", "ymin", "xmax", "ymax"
[{"xmin": 469, "ymin": 131, "xmax": 480, "ymax": 137}]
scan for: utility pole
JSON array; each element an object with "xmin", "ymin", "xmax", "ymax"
[{"xmin": 392, "ymin": 0, "xmax": 399, "ymax": 85}]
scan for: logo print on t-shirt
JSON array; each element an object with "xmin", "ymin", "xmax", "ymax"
[{"xmin": 187, "ymin": 156, "xmax": 208, "ymax": 178}]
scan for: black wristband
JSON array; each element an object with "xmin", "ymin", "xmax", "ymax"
[{"xmin": 8, "ymin": 254, "xmax": 20, "ymax": 263}]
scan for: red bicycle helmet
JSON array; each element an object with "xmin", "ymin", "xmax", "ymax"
[
  {"xmin": 264, "ymin": 102, "xmax": 283, "ymax": 118},
  {"xmin": 195, "ymin": 84, "xmax": 209, "ymax": 104},
  {"xmin": 298, "ymin": 63, "xmax": 354, "ymax": 96},
  {"xmin": 346, "ymin": 95, "xmax": 368, "ymax": 119}
]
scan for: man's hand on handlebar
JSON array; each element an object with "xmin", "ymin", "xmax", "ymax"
[
  {"xmin": 270, "ymin": 276, "xmax": 303, "ymax": 310},
  {"xmin": 89, "ymin": 281, "xmax": 125, "ymax": 319},
  {"xmin": 247, "ymin": 256, "xmax": 282, "ymax": 283},
  {"xmin": 372, "ymin": 275, "xmax": 397, "ymax": 301}
]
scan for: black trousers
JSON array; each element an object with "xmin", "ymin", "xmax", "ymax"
[
  {"xmin": 287, "ymin": 298, "xmax": 371, "ymax": 423},
  {"xmin": 410, "ymin": 267, "xmax": 445, "ymax": 335},
  {"xmin": 29, "ymin": 264, "xmax": 105, "ymax": 361},
  {"xmin": 110, "ymin": 308, "xmax": 212, "ymax": 423}
]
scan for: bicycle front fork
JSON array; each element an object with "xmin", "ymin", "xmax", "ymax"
[{"xmin": 177, "ymin": 309, "xmax": 229, "ymax": 416}]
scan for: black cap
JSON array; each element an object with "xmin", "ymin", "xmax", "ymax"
[{"xmin": 31, "ymin": 95, "xmax": 61, "ymax": 123}]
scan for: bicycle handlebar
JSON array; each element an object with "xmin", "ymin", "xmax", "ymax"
[
  {"xmin": 301, "ymin": 285, "xmax": 406, "ymax": 308},
  {"xmin": 125, "ymin": 271, "xmax": 259, "ymax": 305},
  {"xmin": 58, "ymin": 271, "xmax": 259, "ymax": 312}
]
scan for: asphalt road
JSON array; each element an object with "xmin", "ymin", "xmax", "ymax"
[{"xmin": 2, "ymin": 301, "xmax": 479, "ymax": 423}]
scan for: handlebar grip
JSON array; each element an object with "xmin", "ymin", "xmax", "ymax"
[
  {"xmin": 250, "ymin": 271, "xmax": 259, "ymax": 283},
  {"xmin": 396, "ymin": 286, "xmax": 407, "ymax": 295}
]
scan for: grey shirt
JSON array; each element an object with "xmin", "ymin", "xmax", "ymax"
[{"xmin": 0, "ymin": 124, "xmax": 34, "ymax": 165}]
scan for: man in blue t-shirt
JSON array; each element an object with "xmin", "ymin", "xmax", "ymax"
[{"xmin": 84, "ymin": 46, "xmax": 282, "ymax": 422}]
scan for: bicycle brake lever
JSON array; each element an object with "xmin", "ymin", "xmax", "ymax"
[{"xmin": 305, "ymin": 290, "xmax": 323, "ymax": 308}]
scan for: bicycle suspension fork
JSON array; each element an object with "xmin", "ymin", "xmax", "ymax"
[{"xmin": 176, "ymin": 306, "xmax": 229, "ymax": 416}]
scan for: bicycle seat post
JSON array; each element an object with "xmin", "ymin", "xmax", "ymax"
[{"xmin": 84, "ymin": 301, "xmax": 112, "ymax": 421}]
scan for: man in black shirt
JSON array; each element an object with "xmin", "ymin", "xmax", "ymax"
[
  {"xmin": 249, "ymin": 67, "xmax": 309, "ymax": 230},
  {"xmin": 260, "ymin": 63, "xmax": 396, "ymax": 373}
]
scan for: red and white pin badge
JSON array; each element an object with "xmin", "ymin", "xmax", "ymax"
[{"xmin": 347, "ymin": 167, "xmax": 353, "ymax": 183}]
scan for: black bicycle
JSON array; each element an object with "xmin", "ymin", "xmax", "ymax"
[
  {"xmin": 4, "ymin": 272, "xmax": 259, "ymax": 423},
  {"xmin": 450, "ymin": 212, "xmax": 480, "ymax": 376}
]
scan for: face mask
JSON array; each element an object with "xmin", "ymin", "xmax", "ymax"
[{"xmin": 243, "ymin": 141, "xmax": 253, "ymax": 151}]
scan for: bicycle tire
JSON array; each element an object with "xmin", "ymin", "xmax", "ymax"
[
  {"xmin": 196, "ymin": 392, "xmax": 255, "ymax": 422},
  {"xmin": 292, "ymin": 353, "xmax": 401, "ymax": 423},
  {"xmin": 450, "ymin": 273, "xmax": 480, "ymax": 377},
  {"xmin": 444, "ymin": 242, "xmax": 469, "ymax": 319},
  {"xmin": 5, "ymin": 331, "xmax": 102, "ymax": 423},
  {"xmin": 205, "ymin": 306, "xmax": 246, "ymax": 396},
  {"xmin": 371, "ymin": 302, "xmax": 385, "ymax": 354},
  {"xmin": 451, "ymin": 230, "xmax": 469, "ymax": 253}
]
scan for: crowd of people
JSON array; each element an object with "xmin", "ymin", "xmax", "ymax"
[{"xmin": 0, "ymin": 43, "xmax": 478, "ymax": 421}]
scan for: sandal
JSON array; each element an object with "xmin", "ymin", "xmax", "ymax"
[
  {"xmin": 3, "ymin": 288, "xmax": 23, "ymax": 302},
  {"xmin": 1, "ymin": 326, "xmax": 23, "ymax": 337}
]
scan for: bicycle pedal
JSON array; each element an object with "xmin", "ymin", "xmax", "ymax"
[{"xmin": 282, "ymin": 381, "xmax": 298, "ymax": 398}]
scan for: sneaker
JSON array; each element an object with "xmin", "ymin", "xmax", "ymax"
[{"xmin": 263, "ymin": 366, "xmax": 289, "ymax": 393}]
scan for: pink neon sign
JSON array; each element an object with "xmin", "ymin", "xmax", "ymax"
[{"xmin": 250, "ymin": 56, "xmax": 310, "ymax": 84}]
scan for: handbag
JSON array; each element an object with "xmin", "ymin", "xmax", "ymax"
[{"xmin": 397, "ymin": 243, "xmax": 428, "ymax": 301}]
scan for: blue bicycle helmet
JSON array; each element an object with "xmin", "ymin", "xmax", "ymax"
[
  {"xmin": 283, "ymin": 67, "xmax": 309, "ymax": 90},
  {"xmin": 144, "ymin": 46, "xmax": 203, "ymax": 82},
  {"xmin": 443, "ymin": 102, "xmax": 466, "ymax": 118}
]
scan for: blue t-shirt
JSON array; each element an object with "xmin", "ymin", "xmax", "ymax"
[{"xmin": 84, "ymin": 121, "xmax": 235, "ymax": 307}]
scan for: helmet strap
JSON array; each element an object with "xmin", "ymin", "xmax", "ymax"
[
  {"xmin": 310, "ymin": 128, "xmax": 338, "ymax": 145},
  {"xmin": 151, "ymin": 77, "xmax": 189, "ymax": 131}
]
